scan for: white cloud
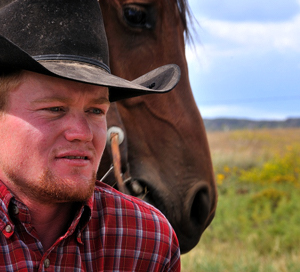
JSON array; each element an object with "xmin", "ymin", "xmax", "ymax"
[
  {"xmin": 189, "ymin": 0, "xmax": 300, "ymax": 24},
  {"xmin": 185, "ymin": 3, "xmax": 300, "ymax": 120},
  {"xmin": 186, "ymin": 12, "xmax": 300, "ymax": 74},
  {"xmin": 198, "ymin": 14, "xmax": 300, "ymax": 53},
  {"xmin": 185, "ymin": 44, "xmax": 212, "ymax": 73}
]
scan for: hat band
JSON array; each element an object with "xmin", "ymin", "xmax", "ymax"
[{"xmin": 33, "ymin": 54, "xmax": 111, "ymax": 74}]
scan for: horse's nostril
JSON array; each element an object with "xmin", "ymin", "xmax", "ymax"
[{"xmin": 190, "ymin": 186, "xmax": 210, "ymax": 227}]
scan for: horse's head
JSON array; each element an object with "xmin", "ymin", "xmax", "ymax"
[{"xmin": 98, "ymin": 0, "xmax": 217, "ymax": 253}]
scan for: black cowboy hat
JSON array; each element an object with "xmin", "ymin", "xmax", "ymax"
[{"xmin": 0, "ymin": 0, "xmax": 180, "ymax": 102}]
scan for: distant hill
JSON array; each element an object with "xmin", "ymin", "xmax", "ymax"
[{"xmin": 203, "ymin": 118, "xmax": 300, "ymax": 131}]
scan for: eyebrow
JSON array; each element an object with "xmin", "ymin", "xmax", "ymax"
[{"xmin": 32, "ymin": 96, "xmax": 110, "ymax": 105}]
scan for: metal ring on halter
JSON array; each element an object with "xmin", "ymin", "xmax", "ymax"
[{"xmin": 106, "ymin": 126, "xmax": 125, "ymax": 145}]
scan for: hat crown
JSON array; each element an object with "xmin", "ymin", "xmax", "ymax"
[
  {"xmin": 0, "ymin": 0, "xmax": 181, "ymax": 102},
  {"xmin": 0, "ymin": 0, "xmax": 109, "ymax": 66}
]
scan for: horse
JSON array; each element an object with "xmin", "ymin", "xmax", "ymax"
[{"xmin": 97, "ymin": 0, "xmax": 218, "ymax": 254}]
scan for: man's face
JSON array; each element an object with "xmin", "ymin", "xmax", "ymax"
[{"xmin": 0, "ymin": 71, "xmax": 110, "ymax": 204}]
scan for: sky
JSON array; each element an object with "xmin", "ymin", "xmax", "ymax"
[{"xmin": 186, "ymin": 0, "xmax": 300, "ymax": 120}]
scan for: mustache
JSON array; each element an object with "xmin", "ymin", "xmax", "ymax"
[{"xmin": 51, "ymin": 145, "xmax": 97, "ymax": 159}]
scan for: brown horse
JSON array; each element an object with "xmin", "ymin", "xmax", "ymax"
[{"xmin": 97, "ymin": 0, "xmax": 217, "ymax": 254}]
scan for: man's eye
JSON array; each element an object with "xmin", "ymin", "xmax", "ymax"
[
  {"xmin": 49, "ymin": 107, "xmax": 63, "ymax": 112},
  {"xmin": 88, "ymin": 108, "xmax": 104, "ymax": 115},
  {"xmin": 43, "ymin": 107, "xmax": 65, "ymax": 113}
]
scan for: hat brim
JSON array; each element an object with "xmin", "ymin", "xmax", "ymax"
[{"xmin": 0, "ymin": 35, "xmax": 180, "ymax": 102}]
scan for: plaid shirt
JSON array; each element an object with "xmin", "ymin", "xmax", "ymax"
[{"xmin": 0, "ymin": 181, "xmax": 180, "ymax": 271}]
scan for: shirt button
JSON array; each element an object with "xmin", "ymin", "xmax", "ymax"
[
  {"xmin": 5, "ymin": 225, "xmax": 12, "ymax": 233},
  {"xmin": 44, "ymin": 258, "xmax": 50, "ymax": 268}
]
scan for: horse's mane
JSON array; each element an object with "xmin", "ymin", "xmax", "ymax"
[{"xmin": 175, "ymin": 0, "xmax": 194, "ymax": 42}]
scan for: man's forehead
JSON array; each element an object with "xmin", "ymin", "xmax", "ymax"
[{"xmin": 20, "ymin": 70, "xmax": 109, "ymax": 101}]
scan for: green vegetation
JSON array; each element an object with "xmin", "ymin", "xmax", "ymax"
[{"xmin": 181, "ymin": 128, "xmax": 300, "ymax": 272}]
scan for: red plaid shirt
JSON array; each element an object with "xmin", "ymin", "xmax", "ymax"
[{"xmin": 0, "ymin": 181, "xmax": 180, "ymax": 271}]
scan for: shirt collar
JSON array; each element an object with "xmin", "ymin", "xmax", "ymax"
[
  {"xmin": 0, "ymin": 180, "xmax": 15, "ymax": 214},
  {"xmin": 0, "ymin": 180, "xmax": 94, "ymax": 234}
]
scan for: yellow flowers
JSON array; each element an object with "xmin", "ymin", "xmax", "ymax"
[
  {"xmin": 216, "ymin": 173, "xmax": 225, "ymax": 185},
  {"xmin": 181, "ymin": 128, "xmax": 300, "ymax": 271},
  {"xmin": 216, "ymin": 166, "xmax": 235, "ymax": 185},
  {"xmin": 239, "ymin": 144, "xmax": 300, "ymax": 188},
  {"xmin": 210, "ymin": 129, "xmax": 300, "ymax": 190},
  {"xmin": 223, "ymin": 166, "xmax": 231, "ymax": 173}
]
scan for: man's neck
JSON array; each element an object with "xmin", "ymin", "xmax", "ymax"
[
  {"xmin": 26, "ymin": 200, "xmax": 75, "ymax": 251},
  {"xmin": 0, "ymin": 177, "xmax": 78, "ymax": 250}
]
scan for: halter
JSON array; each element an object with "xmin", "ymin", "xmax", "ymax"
[
  {"xmin": 101, "ymin": 127, "xmax": 130, "ymax": 194},
  {"xmin": 101, "ymin": 127, "xmax": 148, "ymax": 199}
]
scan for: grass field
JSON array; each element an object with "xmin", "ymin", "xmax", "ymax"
[{"xmin": 181, "ymin": 128, "xmax": 300, "ymax": 272}]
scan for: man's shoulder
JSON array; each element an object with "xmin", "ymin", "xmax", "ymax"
[
  {"xmin": 93, "ymin": 181, "xmax": 169, "ymax": 222},
  {"xmin": 92, "ymin": 181, "xmax": 178, "ymax": 248},
  {"xmin": 91, "ymin": 181, "xmax": 181, "ymax": 269}
]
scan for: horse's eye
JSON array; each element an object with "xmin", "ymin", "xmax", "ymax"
[{"xmin": 123, "ymin": 5, "xmax": 153, "ymax": 29}]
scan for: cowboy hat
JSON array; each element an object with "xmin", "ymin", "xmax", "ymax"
[{"xmin": 0, "ymin": 0, "xmax": 180, "ymax": 102}]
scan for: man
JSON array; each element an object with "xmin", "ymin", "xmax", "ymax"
[{"xmin": 0, "ymin": 0, "xmax": 181, "ymax": 271}]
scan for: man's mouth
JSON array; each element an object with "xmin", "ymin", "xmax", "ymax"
[{"xmin": 63, "ymin": 156, "xmax": 89, "ymax": 160}]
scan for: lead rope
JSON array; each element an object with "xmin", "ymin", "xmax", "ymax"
[{"xmin": 110, "ymin": 132, "xmax": 129, "ymax": 194}]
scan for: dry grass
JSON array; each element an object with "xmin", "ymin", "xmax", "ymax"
[
  {"xmin": 207, "ymin": 128, "xmax": 300, "ymax": 169},
  {"xmin": 181, "ymin": 128, "xmax": 300, "ymax": 271},
  {"xmin": 181, "ymin": 234, "xmax": 300, "ymax": 272}
]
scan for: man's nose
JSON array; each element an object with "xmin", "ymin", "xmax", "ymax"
[{"xmin": 64, "ymin": 113, "xmax": 93, "ymax": 142}]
